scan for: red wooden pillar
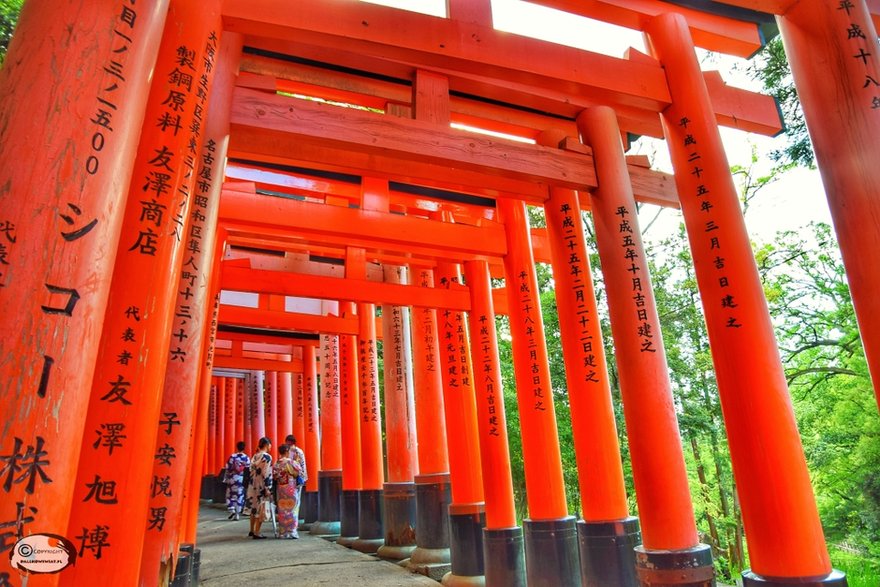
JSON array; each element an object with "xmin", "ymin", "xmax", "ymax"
[
  {"xmin": 244, "ymin": 373, "xmax": 255, "ymax": 453},
  {"xmin": 353, "ymin": 300, "xmax": 385, "ymax": 553},
  {"xmin": 646, "ymin": 13, "xmax": 842, "ymax": 586},
  {"xmin": 302, "ymin": 346, "xmax": 320, "ymax": 486},
  {"xmin": 498, "ymin": 198, "xmax": 578, "ymax": 586},
  {"xmin": 0, "ymin": 2, "xmax": 169, "ymax": 579},
  {"xmin": 434, "ymin": 260, "xmax": 486, "ymax": 582},
  {"xmin": 207, "ymin": 380, "xmax": 218, "ymax": 476},
  {"xmin": 294, "ymin": 372, "xmax": 306, "ymax": 449},
  {"xmin": 234, "ymin": 379, "xmax": 245, "ymax": 447},
  {"xmin": 381, "ymin": 268, "xmax": 418, "ymax": 485},
  {"xmin": 313, "ymin": 329, "xmax": 343, "ymax": 536},
  {"xmin": 377, "ymin": 265, "xmax": 419, "ymax": 561},
  {"xmin": 183, "ymin": 227, "xmax": 230, "ymax": 543},
  {"xmin": 224, "ymin": 379, "xmax": 237, "ymax": 466},
  {"xmin": 139, "ymin": 25, "xmax": 233, "ymax": 570},
  {"xmin": 778, "ymin": 1, "xmax": 880, "ymax": 411},
  {"xmin": 64, "ymin": 3, "xmax": 221, "ymax": 581},
  {"xmin": 407, "ymin": 265, "xmax": 452, "ymax": 574},
  {"xmin": 540, "ymin": 130, "xmax": 640, "ymax": 585},
  {"xmin": 578, "ymin": 106, "xmax": 706, "ymax": 585},
  {"xmin": 252, "ymin": 370, "xmax": 266, "ymax": 444},
  {"xmin": 279, "ymin": 371, "xmax": 293, "ymax": 445},
  {"xmin": 302, "ymin": 344, "xmax": 321, "ymax": 522},
  {"xmin": 411, "ymin": 267, "xmax": 450, "ymax": 475},
  {"xmin": 215, "ymin": 377, "xmax": 227, "ymax": 478},
  {"xmin": 338, "ymin": 300, "xmax": 363, "ymax": 545},
  {"xmin": 266, "ymin": 371, "xmax": 279, "ymax": 457},
  {"xmin": 463, "ymin": 260, "xmax": 525, "ymax": 587}
]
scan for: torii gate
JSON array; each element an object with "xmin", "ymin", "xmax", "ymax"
[{"xmin": 1, "ymin": 0, "xmax": 877, "ymax": 586}]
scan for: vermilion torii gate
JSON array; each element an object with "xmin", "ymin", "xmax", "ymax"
[{"xmin": 1, "ymin": 0, "xmax": 877, "ymax": 586}]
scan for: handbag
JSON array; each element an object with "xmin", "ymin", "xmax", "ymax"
[{"xmin": 259, "ymin": 500, "xmax": 274, "ymax": 522}]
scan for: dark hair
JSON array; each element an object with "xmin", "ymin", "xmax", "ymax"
[
  {"xmin": 285, "ymin": 434, "xmax": 296, "ymax": 445},
  {"xmin": 258, "ymin": 437, "xmax": 271, "ymax": 450},
  {"xmin": 236, "ymin": 441, "xmax": 246, "ymax": 452},
  {"xmin": 278, "ymin": 444, "xmax": 291, "ymax": 456}
]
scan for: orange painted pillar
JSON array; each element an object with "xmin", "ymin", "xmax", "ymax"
[
  {"xmin": 184, "ymin": 229, "xmax": 230, "ymax": 543},
  {"xmin": 215, "ymin": 377, "xmax": 227, "ymax": 478},
  {"xmin": 302, "ymin": 345, "xmax": 321, "ymax": 522},
  {"xmin": 377, "ymin": 264, "xmax": 419, "ymax": 561},
  {"xmin": 435, "ymin": 260, "xmax": 486, "ymax": 582},
  {"xmin": 353, "ymin": 300, "xmax": 385, "ymax": 552},
  {"xmin": 498, "ymin": 198, "xmax": 578, "ymax": 586},
  {"xmin": 252, "ymin": 370, "xmax": 266, "ymax": 444},
  {"xmin": 435, "ymin": 262, "xmax": 485, "ymax": 506},
  {"xmin": 302, "ymin": 346, "xmax": 320, "ymax": 488},
  {"xmin": 234, "ymin": 380, "xmax": 245, "ymax": 448},
  {"xmin": 0, "ymin": 2, "xmax": 169, "ymax": 580},
  {"xmin": 779, "ymin": 1, "xmax": 880, "ymax": 411},
  {"xmin": 541, "ymin": 131, "xmax": 640, "ymax": 585},
  {"xmin": 279, "ymin": 371, "xmax": 294, "ymax": 448},
  {"xmin": 244, "ymin": 373, "xmax": 255, "ymax": 453},
  {"xmin": 647, "ymin": 13, "xmax": 842, "ymax": 585},
  {"xmin": 181, "ymin": 229, "xmax": 232, "ymax": 544},
  {"xmin": 358, "ymin": 302, "xmax": 384, "ymax": 493},
  {"xmin": 313, "ymin": 328, "xmax": 343, "ymax": 536},
  {"xmin": 64, "ymin": 3, "xmax": 221, "ymax": 579},
  {"xmin": 381, "ymin": 267, "xmax": 418, "ymax": 485},
  {"xmin": 411, "ymin": 268, "xmax": 451, "ymax": 476},
  {"xmin": 207, "ymin": 380, "xmax": 218, "ymax": 476},
  {"xmin": 463, "ymin": 260, "xmax": 525, "ymax": 587},
  {"xmin": 266, "ymin": 371, "xmax": 279, "ymax": 459},
  {"xmin": 224, "ymin": 379, "xmax": 238, "ymax": 467},
  {"xmin": 338, "ymin": 301, "xmax": 363, "ymax": 545},
  {"xmin": 578, "ymin": 106, "xmax": 705, "ymax": 585},
  {"xmin": 293, "ymin": 372, "xmax": 306, "ymax": 451},
  {"xmin": 407, "ymin": 265, "xmax": 452, "ymax": 574},
  {"xmin": 142, "ymin": 28, "xmax": 239, "ymax": 568}
]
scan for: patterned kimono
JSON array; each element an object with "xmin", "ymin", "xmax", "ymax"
[
  {"xmin": 224, "ymin": 451, "xmax": 251, "ymax": 515},
  {"xmin": 272, "ymin": 456, "xmax": 302, "ymax": 538},
  {"xmin": 245, "ymin": 450, "xmax": 273, "ymax": 517},
  {"xmin": 291, "ymin": 445, "xmax": 307, "ymax": 524}
]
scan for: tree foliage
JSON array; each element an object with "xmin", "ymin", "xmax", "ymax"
[
  {"xmin": 0, "ymin": 0, "xmax": 24, "ymax": 67},
  {"xmin": 749, "ymin": 37, "xmax": 815, "ymax": 169}
]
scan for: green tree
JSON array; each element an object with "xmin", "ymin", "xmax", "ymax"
[
  {"xmin": 756, "ymin": 223, "xmax": 880, "ymax": 565},
  {"xmin": 0, "ymin": 0, "xmax": 24, "ymax": 67},
  {"xmin": 749, "ymin": 37, "xmax": 815, "ymax": 169}
]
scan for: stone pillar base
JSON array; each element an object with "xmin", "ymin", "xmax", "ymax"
[
  {"xmin": 377, "ymin": 481, "xmax": 417, "ymax": 562},
  {"xmin": 445, "ymin": 502, "xmax": 485, "ymax": 583},
  {"xmin": 524, "ymin": 516, "xmax": 580, "ymax": 587},
  {"xmin": 742, "ymin": 570, "xmax": 847, "ymax": 586},
  {"xmin": 337, "ymin": 489, "xmax": 360, "ymax": 547},
  {"xmin": 635, "ymin": 543, "xmax": 715, "ymax": 587},
  {"xmin": 578, "ymin": 516, "xmax": 641, "ymax": 587},
  {"xmin": 407, "ymin": 473, "xmax": 452, "ymax": 577},
  {"xmin": 483, "ymin": 527, "xmax": 526, "ymax": 587}
]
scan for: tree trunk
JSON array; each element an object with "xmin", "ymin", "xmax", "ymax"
[
  {"xmin": 732, "ymin": 480, "xmax": 745, "ymax": 571},
  {"xmin": 690, "ymin": 436, "xmax": 721, "ymax": 552}
]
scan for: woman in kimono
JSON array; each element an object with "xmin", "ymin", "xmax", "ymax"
[
  {"xmin": 246, "ymin": 436, "xmax": 273, "ymax": 539},
  {"xmin": 223, "ymin": 441, "xmax": 250, "ymax": 521},
  {"xmin": 272, "ymin": 443, "xmax": 303, "ymax": 539}
]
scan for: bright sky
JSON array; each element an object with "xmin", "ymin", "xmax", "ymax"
[{"xmin": 359, "ymin": 0, "xmax": 833, "ymax": 243}]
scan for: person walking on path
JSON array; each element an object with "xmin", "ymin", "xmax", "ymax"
[
  {"xmin": 284, "ymin": 434, "xmax": 308, "ymax": 538},
  {"xmin": 223, "ymin": 441, "xmax": 250, "ymax": 521},
  {"xmin": 246, "ymin": 436, "xmax": 273, "ymax": 539},
  {"xmin": 273, "ymin": 443, "xmax": 303, "ymax": 539}
]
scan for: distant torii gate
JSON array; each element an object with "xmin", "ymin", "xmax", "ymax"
[{"xmin": 1, "ymin": 1, "xmax": 876, "ymax": 586}]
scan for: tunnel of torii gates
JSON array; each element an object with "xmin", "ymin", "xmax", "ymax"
[{"xmin": 2, "ymin": 0, "xmax": 880, "ymax": 586}]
